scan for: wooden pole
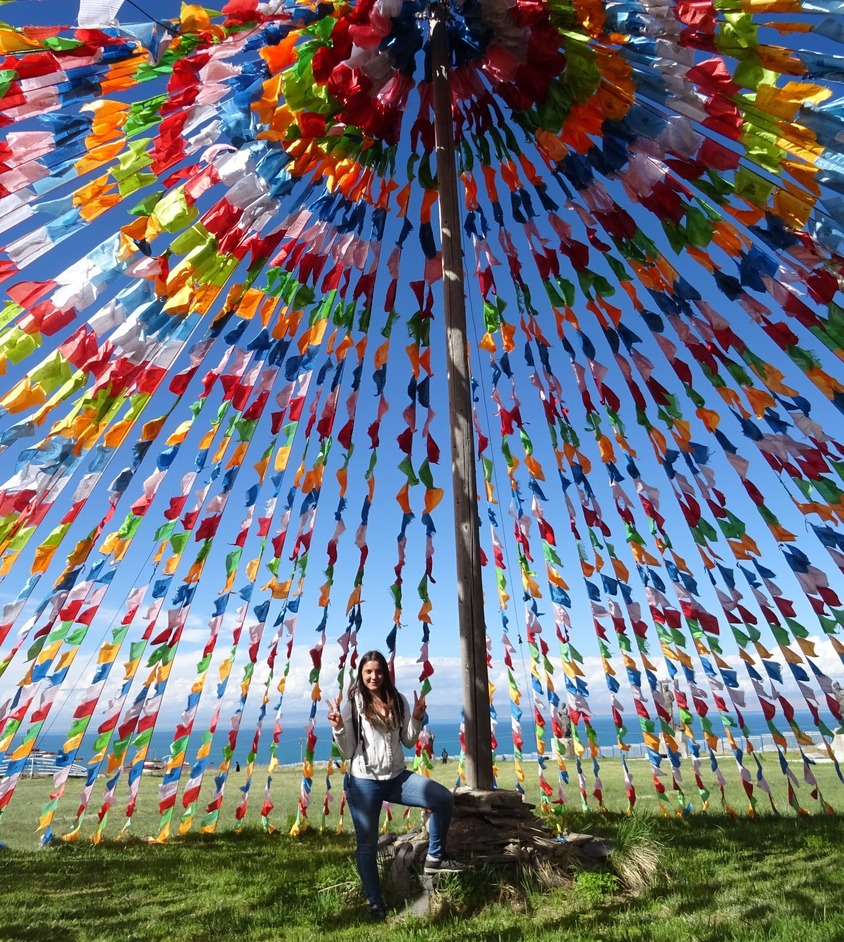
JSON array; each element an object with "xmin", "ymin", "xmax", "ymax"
[{"xmin": 430, "ymin": 3, "xmax": 494, "ymax": 791}]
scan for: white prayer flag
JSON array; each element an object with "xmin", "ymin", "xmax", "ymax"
[{"xmin": 77, "ymin": 0, "xmax": 125, "ymax": 27}]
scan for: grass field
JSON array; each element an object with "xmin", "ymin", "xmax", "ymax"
[
  {"xmin": 1, "ymin": 754, "xmax": 843, "ymax": 941},
  {"xmin": 1, "ymin": 749, "xmax": 842, "ymax": 849}
]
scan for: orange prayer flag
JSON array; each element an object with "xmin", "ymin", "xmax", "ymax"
[
  {"xmin": 423, "ymin": 487, "xmax": 444, "ymax": 513},
  {"xmin": 396, "ymin": 484, "xmax": 412, "ymax": 514}
]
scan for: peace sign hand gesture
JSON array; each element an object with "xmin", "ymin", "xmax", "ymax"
[
  {"xmin": 412, "ymin": 690, "xmax": 426, "ymax": 721},
  {"xmin": 326, "ymin": 695, "xmax": 343, "ymax": 730}
]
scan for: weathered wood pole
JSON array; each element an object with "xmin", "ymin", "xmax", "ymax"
[{"xmin": 430, "ymin": 2, "xmax": 494, "ymax": 791}]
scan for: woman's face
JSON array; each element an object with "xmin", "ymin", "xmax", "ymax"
[{"xmin": 361, "ymin": 659, "xmax": 385, "ymax": 695}]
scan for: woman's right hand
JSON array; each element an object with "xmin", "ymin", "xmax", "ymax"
[{"xmin": 326, "ymin": 696, "xmax": 343, "ymax": 730}]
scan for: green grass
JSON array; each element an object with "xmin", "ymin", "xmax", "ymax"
[
  {"xmin": 1, "ymin": 813, "xmax": 843, "ymax": 941},
  {"xmin": 1, "ymin": 756, "xmax": 843, "ymax": 940}
]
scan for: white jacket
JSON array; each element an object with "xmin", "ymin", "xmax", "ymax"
[{"xmin": 333, "ymin": 691, "xmax": 423, "ymax": 780}]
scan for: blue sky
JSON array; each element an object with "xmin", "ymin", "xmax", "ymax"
[{"xmin": 3, "ymin": 1, "xmax": 180, "ymax": 27}]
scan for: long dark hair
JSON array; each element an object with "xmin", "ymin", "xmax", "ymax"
[{"xmin": 352, "ymin": 650, "xmax": 402, "ymax": 726}]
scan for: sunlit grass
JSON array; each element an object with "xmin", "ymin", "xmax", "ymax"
[{"xmin": 2, "ymin": 748, "xmax": 843, "ymax": 849}]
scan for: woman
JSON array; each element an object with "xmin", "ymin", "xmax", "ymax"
[{"xmin": 327, "ymin": 650, "xmax": 464, "ymax": 921}]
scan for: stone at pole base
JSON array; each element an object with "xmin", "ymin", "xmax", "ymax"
[{"xmin": 378, "ymin": 787, "xmax": 613, "ymax": 919}]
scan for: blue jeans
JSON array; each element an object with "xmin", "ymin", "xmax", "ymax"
[{"xmin": 345, "ymin": 770, "xmax": 454, "ymax": 907}]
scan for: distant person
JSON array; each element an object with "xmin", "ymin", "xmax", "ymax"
[
  {"xmin": 327, "ymin": 650, "xmax": 465, "ymax": 922},
  {"xmin": 441, "ymin": 748, "xmax": 448, "ymax": 765},
  {"xmin": 235, "ymin": 761, "xmax": 240, "ymax": 772}
]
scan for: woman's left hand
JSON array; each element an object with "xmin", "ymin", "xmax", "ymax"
[{"xmin": 412, "ymin": 690, "xmax": 426, "ymax": 720}]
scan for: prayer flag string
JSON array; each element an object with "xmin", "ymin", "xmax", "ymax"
[{"xmin": 0, "ymin": 1, "xmax": 843, "ymax": 837}]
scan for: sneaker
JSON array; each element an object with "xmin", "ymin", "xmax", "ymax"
[
  {"xmin": 424, "ymin": 855, "xmax": 468, "ymax": 874},
  {"xmin": 369, "ymin": 904, "xmax": 387, "ymax": 923}
]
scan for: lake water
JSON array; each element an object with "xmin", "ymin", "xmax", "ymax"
[{"xmin": 28, "ymin": 709, "xmax": 836, "ymax": 769}]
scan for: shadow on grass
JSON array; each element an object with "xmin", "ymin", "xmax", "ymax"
[{"xmin": 0, "ymin": 826, "xmax": 362, "ymax": 942}]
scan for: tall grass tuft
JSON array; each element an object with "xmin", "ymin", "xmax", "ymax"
[{"xmin": 607, "ymin": 814, "xmax": 663, "ymax": 895}]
